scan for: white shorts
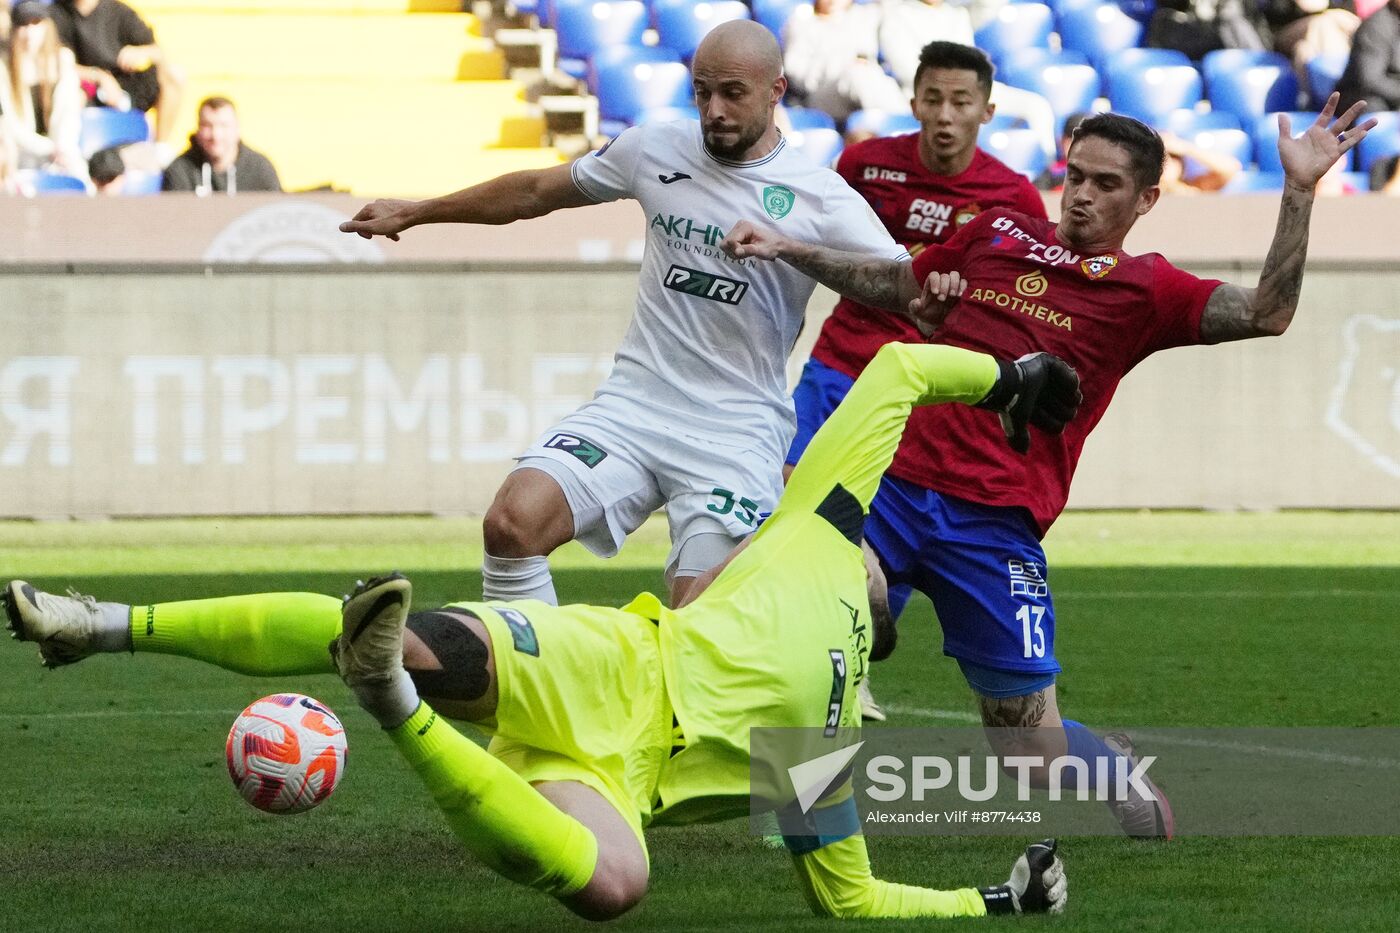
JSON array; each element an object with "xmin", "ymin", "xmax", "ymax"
[{"xmin": 514, "ymin": 394, "xmax": 784, "ymax": 575}]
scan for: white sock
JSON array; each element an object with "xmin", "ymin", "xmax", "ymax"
[
  {"xmin": 481, "ymin": 554, "xmax": 558, "ymax": 605},
  {"xmin": 352, "ymin": 667, "xmax": 421, "ymax": 731},
  {"xmin": 99, "ymin": 601, "xmax": 134, "ymax": 653}
]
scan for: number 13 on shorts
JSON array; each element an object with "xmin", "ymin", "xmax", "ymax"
[{"xmin": 1016, "ymin": 605, "xmax": 1046, "ymax": 659}]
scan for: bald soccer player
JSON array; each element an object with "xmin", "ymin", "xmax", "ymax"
[{"xmin": 340, "ymin": 22, "xmax": 919, "ymax": 608}]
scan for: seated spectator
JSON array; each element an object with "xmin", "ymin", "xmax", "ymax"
[
  {"xmin": 1333, "ymin": 0, "xmax": 1400, "ymax": 111},
  {"xmin": 0, "ymin": 1, "xmax": 86, "ymax": 179},
  {"xmin": 1261, "ymin": 0, "xmax": 1360, "ymax": 80},
  {"xmin": 88, "ymin": 144, "xmax": 125, "ymax": 194},
  {"xmin": 1370, "ymin": 153, "xmax": 1400, "ymax": 193},
  {"xmin": 162, "ymin": 96, "xmax": 281, "ymax": 194},
  {"xmin": 878, "ymin": 1, "xmax": 1058, "ymax": 156},
  {"xmin": 1158, "ymin": 131, "xmax": 1243, "ymax": 192},
  {"xmin": 783, "ymin": 0, "xmax": 907, "ymax": 124},
  {"xmin": 49, "ymin": 0, "xmax": 185, "ymax": 151},
  {"xmin": 1146, "ymin": 0, "xmax": 1265, "ymax": 58}
]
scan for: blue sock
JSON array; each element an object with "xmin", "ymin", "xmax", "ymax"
[{"xmin": 1062, "ymin": 720, "xmax": 1121, "ymax": 791}]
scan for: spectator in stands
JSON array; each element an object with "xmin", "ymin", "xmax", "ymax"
[
  {"xmin": 1261, "ymin": 0, "xmax": 1359, "ymax": 81},
  {"xmin": 1333, "ymin": 0, "xmax": 1400, "ymax": 112},
  {"xmin": 783, "ymin": 0, "xmax": 908, "ymax": 124},
  {"xmin": 88, "ymin": 144, "xmax": 125, "ymax": 194},
  {"xmin": 1036, "ymin": 110, "xmax": 1090, "ymax": 190},
  {"xmin": 1145, "ymin": 0, "xmax": 1265, "ymax": 58},
  {"xmin": 878, "ymin": 1, "xmax": 1058, "ymax": 157},
  {"xmin": 1158, "ymin": 131, "xmax": 1243, "ymax": 192},
  {"xmin": 163, "ymin": 96, "xmax": 282, "ymax": 194},
  {"xmin": 0, "ymin": 1, "xmax": 86, "ymax": 179},
  {"xmin": 49, "ymin": 0, "xmax": 185, "ymax": 151},
  {"xmin": 1370, "ymin": 153, "xmax": 1400, "ymax": 192}
]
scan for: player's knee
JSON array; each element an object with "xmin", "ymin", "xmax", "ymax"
[
  {"xmin": 404, "ymin": 609, "xmax": 496, "ymax": 716},
  {"xmin": 484, "ymin": 474, "xmax": 571, "ymax": 557}
]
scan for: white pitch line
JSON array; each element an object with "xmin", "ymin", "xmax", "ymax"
[
  {"xmin": 0, "ymin": 708, "xmax": 230, "ymax": 722},
  {"xmin": 883, "ymin": 705, "xmax": 1400, "ymax": 769},
  {"xmin": 1054, "ymin": 589, "xmax": 1400, "ymax": 600}
]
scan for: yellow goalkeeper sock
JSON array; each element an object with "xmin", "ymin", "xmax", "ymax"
[
  {"xmin": 130, "ymin": 593, "xmax": 340, "ymax": 676},
  {"xmin": 389, "ymin": 702, "xmax": 598, "ymax": 899}
]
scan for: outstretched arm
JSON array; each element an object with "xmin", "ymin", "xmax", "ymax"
[
  {"xmin": 1200, "ymin": 94, "xmax": 1376, "ymax": 343},
  {"xmin": 340, "ymin": 162, "xmax": 593, "ymax": 241}
]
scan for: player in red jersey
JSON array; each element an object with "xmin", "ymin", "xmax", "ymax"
[
  {"xmin": 725, "ymin": 96, "xmax": 1377, "ymax": 838},
  {"xmin": 787, "ymin": 42, "xmax": 1047, "ymax": 721}
]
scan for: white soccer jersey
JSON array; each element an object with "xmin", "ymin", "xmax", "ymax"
[{"xmin": 570, "ymin": 120, "xmax": 909, "ymax": 463}]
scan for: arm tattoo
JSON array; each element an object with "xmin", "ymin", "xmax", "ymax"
[
  {"xmin": 1201, "ymin": 185, "xmax": 1312, "ymax": 343},
  {"xmin": 780, "ymin": 244, "xmax": 912, "ymax": 314}
]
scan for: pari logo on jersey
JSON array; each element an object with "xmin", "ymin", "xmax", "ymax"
[
  {"xmin": 664, "ymin": 265, "xmax": 749, "ymax": 304},
  {"xmin": 544, "ymin": 432, "xmax": 608, "ymax": 468}
]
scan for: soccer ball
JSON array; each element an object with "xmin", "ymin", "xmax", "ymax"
[{"xmin": 226, "ymin": 693, "xmax": 348, "ymax": 814}]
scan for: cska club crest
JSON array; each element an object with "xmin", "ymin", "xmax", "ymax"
[
  {"xmin": 955, "ymin": 202, "xmax": 983, "ymax": 227},
  {"xmin": 1081, "ymin": 255, "xmax": 1118, "ymax": 279}
]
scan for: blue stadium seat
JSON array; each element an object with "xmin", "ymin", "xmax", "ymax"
[
  {"xmin": 986, "ymin": 112, "xmax": 1030, "ymax": 131},
  {"xmin": 79, "ymin": 107, "xmax": 150, "ymax": 159},
  {"xmin": 32, "ymin": 172, "xmax": 89, "ymax": 194},
  {"xmin": 790, "ymin": 127, "xmax": 844, "ymax": 166},
  {"xmin": 999, "ymin": 47, "xmax": 1089, "ymax": 74},
  {"xmin": 1304, "ymin": 50, "xmax": 1349, "ymax": 109},
  {"xmin": 1001, "ymin": 60, "xmax": 1100, "ymax": 134},
  {"xmin": 752, "ymin": 0, "xmax": 811, "ymax": 39},
  {"xmin": 654, "ymin": 0, "xmax": 750, "ymax": 62},
  {"xmin": 1356, "ymin": 111, "xmax": 1400, "ymax": 172},
  {"xmin": 596, "ymin": 59, "xmax": 693, "ymax": 134},
  {"xmin": 1162, "ymin": 108, "xmax": 1241, "ymax": 135},
  {"xmin": 1254, "ymin": 112, "xmax": 1353, "ymax": 172},
  {"xmin": 1203, "ymin": 49, "xmax": 1298, "ymax": 125},
  {"xmin": 1107, "ymin": 60, "xmax": 1203, "ymax": 126},
  {"xmin": 845, "ymin": 109, "xmax": 919, "ymax": 137},
  {"xmin": 587, "ymin": 44, "xmax": 681, "ymax": 95},
  {"xmin": 555, "ymin": 1, "xmax": 649, "ymax": 80},
  {"xmin": 1108, "ymin": 47, "xmax": 1191, "ymax": 71},
  {"xmin": 639, "ymin": 104, "xmax": 702, "ymax": 123},
  {"xmin": 978, "ymin": 126, "xmax": 1048, "ymax": 178},
  {"xmin": 785, "ymin": 106, "xmax": 837, "ymax": 131},
  {"xmin": 1221, "ymin": 170, "xmax": 1283, "ymax": 193},
  {"xmin": 1182, "ymin": 127, "xmax": 1253, "ymax": 169},
  {"xmin": 1057, "ymin": 3, "xmax": 1144, "ymax": 70},
  {"xmin": 122, "ymin": 169, "xmax": 164, "ymax": 196},
  {"xmin": 973, "ymin": 3, "xmax": 1054, "ymax": 69}
]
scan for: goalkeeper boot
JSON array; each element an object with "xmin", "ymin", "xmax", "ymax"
[
  {"xmin": 334, "ymin": 573, "xmax": 419, "ymax": 728},
  {"xmin": 1104, "ymin": 732, "xmax": 1175, "ymax": 839},
  {"xmin": 858, "ymin": 677, "xmax": 887, "ymax": 722},
  {"xmin": 4, "ymin": 581, "xmax": 128, "ymax": 668},
  {"xmin": 980, "ymin": 838, "xmax": 1067, "ymax": 914}
]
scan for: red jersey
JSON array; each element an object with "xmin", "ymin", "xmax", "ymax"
[
  {"xmin": 810, "ymin": 135, "xmax": 1048, "ymax": 378},
  {"xmin": 894, "ymin": 209, "xmax": 1223, "ymax": 535}
]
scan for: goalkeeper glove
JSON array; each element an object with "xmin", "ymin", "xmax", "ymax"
[
  {"xmin": 975, "ymin": 352, "xmax": 1082, "ymax": 454},
  {"xmin": 979, "ymin": 838, "xmax": 1067, "ymax": 915}
]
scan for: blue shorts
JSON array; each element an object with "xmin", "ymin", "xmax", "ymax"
[{"xmin": 788, "ymin": 357, "xmax": 1061, "ymax": 690}]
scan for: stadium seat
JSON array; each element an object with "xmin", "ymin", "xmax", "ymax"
[
  {"xmin": 978, "ymin": 125, "xmax": 1048, "ymax": 178},
  {"xmin": 1000, "ymin": 61, "xmax": 1100, "ymax": 134},
  {"xmin": 1057, "ymin": 3, "xmax": 1144, "ymax": 70},
  {"xmin": 79, "ymin": 107, "xmax": 151, "ymax": 159},
  {"xmin": 1356, "ymin": 112, "xmax": 1400, "ymax": 173},
  {"xmin": 1181, "ymin": 127, "xmax": 1253, "ymax": 170},
  {"xmin": 752, "ymin": 0, "xmax": 811, "ymax": 39},
  {"xmin": 555, "ymin": 1, "xmax": 649, "ymax": 80},
  {"xmin": 654, "ymin": 0, "xmax": 750, "ymax": 62},
  {"xmin": 587, "ymin": 44, "xmax": 681, "ymax": 95},
  {"xmin": 1203, "ymin": 50, "xmax": 1299, "ymax": 125},
  {"xmin": 999, "ymin": 47, "xmax": 1089, "ymax": 74},
  {"xmin": 790, "ymin": 126, "xmax": 844, "ymax": 166},
  {"xmin": 845, "ymin": 109, "xmax": 919, "ymax": 137},
  {"xmin": 986, "ymin": 112, "xmax": 1030, "ymax": 131},
  {"xmin": 1254, "ymin": 112, "xmax": 1353, "ymax": 172},
  {"xmin": 785, "ymin": 106, "xmax": 837, "ymax": 131},
  {"xmin": 1107, "ymin": 60, "xmax": 1203, "ymax": 126},
  {"xmin": 973, "ymin": 2, "xmax": 1054, "ymax": 68},
  {"xmin": 1162, "ymin": 108, "xmax": 1241, "ymax": 136},
  {"xmin": 639, "ymin": 104, "xmax": 702, "ymax": 123},
  {"xmin": 596, "ymin": 59, "xmax": 694, "ymax": 135},
  {"xmin": 1304, "ymin": 50, "xmax": 1349, "ymax": 109},
  {"xmin": 122, "ymin": 169, "xmax": 164, "ymax": 196},
  {"xmin": 1221, "ymin": 169, "xmax": 1284, "ymax": 193},
  {"xmin": 32, "ymin": 172, "xmax": 89, "ymax": 194},
  {"xmin": 1107, "ymin": 47, "xmax": 1191, "ymax": 71}
]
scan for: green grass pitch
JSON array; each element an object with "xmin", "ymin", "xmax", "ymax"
[{"xmin": 1, "ymin": 512, "xmax": 1398, "ymax": 932}]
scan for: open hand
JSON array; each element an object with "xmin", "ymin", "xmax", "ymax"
[{"xmin": 1278, "ymin": 93, "xmax": 1377, "ymax": 191}]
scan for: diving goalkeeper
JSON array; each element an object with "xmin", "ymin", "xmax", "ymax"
[{"xmin": 7, "ymin": 343, "xmax": 1079, "ymax": 921}]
